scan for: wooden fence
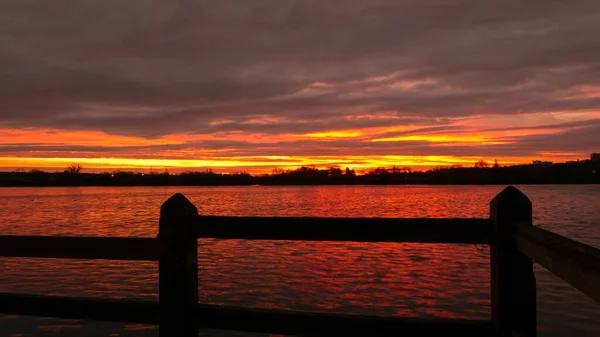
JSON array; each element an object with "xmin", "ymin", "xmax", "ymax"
[{"xmin": 1, "ymin": 186, "xmax": 599, "ymax": 336}]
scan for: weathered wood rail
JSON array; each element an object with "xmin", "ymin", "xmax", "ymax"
[{"xmin": 1, "ymin": 186, "xmax": 599, "ymax": 336}]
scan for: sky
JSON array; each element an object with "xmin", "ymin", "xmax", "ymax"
[{"xmin": 1, "ymin": 0, "xmax": 600, "ymax": 173}]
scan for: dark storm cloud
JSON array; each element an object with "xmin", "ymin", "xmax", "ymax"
[
  {"xmin": 204, "ymin": 116, "xmax": 448, "ymax": 135},
  {"xmin": 486, "ymin": 118, "xmax": 600, "ymax": 132},
  {"xmin": 369, "ymin": 126, "xmax": 466, "ymax": 139},
  {"xmin": 1, "ymin": 0, "xmax": 600, "ymax": 158}
]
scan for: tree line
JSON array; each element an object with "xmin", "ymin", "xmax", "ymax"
[{"xmin": 1, "ymin": 160, "xmax": 598, "ymax": 186}]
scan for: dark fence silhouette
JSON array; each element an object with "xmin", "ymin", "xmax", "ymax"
[{"xmin": 1, "ymin": 186, "xmax": 599, "ymax": 336}]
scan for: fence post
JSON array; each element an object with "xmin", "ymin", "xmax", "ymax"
[
  {"xmin": 490, "ymin": 186, "xmax": 536, "ymax": 337},
  {"xmin": 158, "ymin": 193, "xmax": 199, "ymax": 337}
]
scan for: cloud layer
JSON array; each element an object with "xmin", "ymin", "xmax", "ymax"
[{"xmin": 1, "ymin": 0, "xmax": 599, "ymax": 171}]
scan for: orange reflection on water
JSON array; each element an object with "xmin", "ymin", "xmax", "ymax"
[
  {"xmin": 1, "ymin": 186, "xmax": 495, "ymax": 321},
  {"xmin": 5, "ymin": 185, "xmax": 600, "ymax": 336}
]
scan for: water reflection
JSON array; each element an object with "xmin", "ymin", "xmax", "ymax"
[{"xmin": 1, "ymin": 185, "xmax": 600, "ymax": 336}]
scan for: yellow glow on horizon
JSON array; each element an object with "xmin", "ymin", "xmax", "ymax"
[
  {"xmin": 0, "ymin": 155, "xmax": 536, "ymax": 173},
  {"xmin": 303, "ymin": 130, "xmax": 364, "ymax": 138},
  {"xmin": 299, "ymin": 125, "xmax": 420, "ymax": 140},
  {"xmin": 0, "ymin": 112, "xmax": 592, "ymax": 174},
  {"xmin": 371, "ymin": 134, "xmax": 503, "ymax": 144}
]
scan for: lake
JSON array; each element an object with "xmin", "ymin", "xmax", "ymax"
[{"xmin": 1, "ymin": 185, "xmax": 599, "ymax": 336}]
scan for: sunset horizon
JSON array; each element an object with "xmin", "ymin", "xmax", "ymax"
[{"xmin": 0, "ymin": 152, "xmax": 590, "ymax": 175}]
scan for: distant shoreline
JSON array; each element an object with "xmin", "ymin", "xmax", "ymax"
[
  {"xmin": 1, "ymin": 161, "xmax": 598, "ymax": 186},
  {"xmin": 1, "ymin": 183, "xmax": 598, "ymax": 188}
]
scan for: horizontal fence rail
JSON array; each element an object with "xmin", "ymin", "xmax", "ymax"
[
  {"xmin": 0, "ymin": 236, "xmax": 159, "ymax": 261},
  {"xmin": 195, "ymin": 305, "xmax": 493, "ymax": 337},
  {"xmin": 0, "ymin": 293, "xmax": 493, "ymax": 337},
  {"xmin": 513, "ymin": 222, "xmax": 600, "ymax": 303},
  {"xmin": 0, "ymin": 293, "xmax": 159, "ymax": 324},
  {"xmin": 196, "ymin": 216, "xmax": 493, "ymax": 244}
]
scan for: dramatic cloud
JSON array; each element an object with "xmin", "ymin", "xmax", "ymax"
[{"xmin": 1, "ymin": 0, "xmax": 599, "ymax": 171}]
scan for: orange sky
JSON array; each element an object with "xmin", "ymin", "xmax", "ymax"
[{"xmin": 1, "ymin": 109, "xmax": 596, "ymax": 174}]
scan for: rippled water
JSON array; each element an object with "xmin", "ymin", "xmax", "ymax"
[{"xmin": 1, "ymin": 185, "xmax": 599, "ymax": 336}]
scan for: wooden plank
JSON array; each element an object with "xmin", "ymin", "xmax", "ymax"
[
  {"xmin": 514, "ymin": 222, "xmax": 600, "ymax": 303},
  {"xmin": 0, "ymin": 293, "xmax": 493, "ymax": 337},
  {"xmin": 195, "ymin": 305, "xmax": 493, "ymax": 337},
  {"xmin": 490, "ymin": 186, "xmax": 536, "ymax": 337},
  {"xmin": 158, "ymin": 193, "xmax": 199, "ymax": 337},
  {"xmin": 0, "ymin": 293, "xmax": 159, "ymax": 324},
  {"xmin": 0, "ymin": 236, "xmax": 159, "ymax": 261},
  {"xmin": 196, "ymin": 216, "xmax": 493, "ymax": 244}
]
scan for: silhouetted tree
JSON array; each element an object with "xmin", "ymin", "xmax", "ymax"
[
  {"xmin": 474, "ymin": 160, "xmax": 489, "ymax": 168},
  {"xmin": 271, "ymin": 168, "xmax": 285, "ymax": 174},
  {"xmin": 372, "ymin": 167, "xmax": 389, "ymax": 176},
  {"xmin": 345, "ymin": 167, "xmax": 356, "ymax": 177},
  {"xmin": 493, "ymin": 159, "xmax": 500, "ymax": 168},
  {"xmin": 328, "ymin": 166, "xmax": 343, "ymax": 177},
  {"xmin": 389, "ymin": 166, "xmax": 405, "ymax": 173},
  {"xmin": 65, "ymin": 163, "xmax": 82, "ymax": 174}
]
